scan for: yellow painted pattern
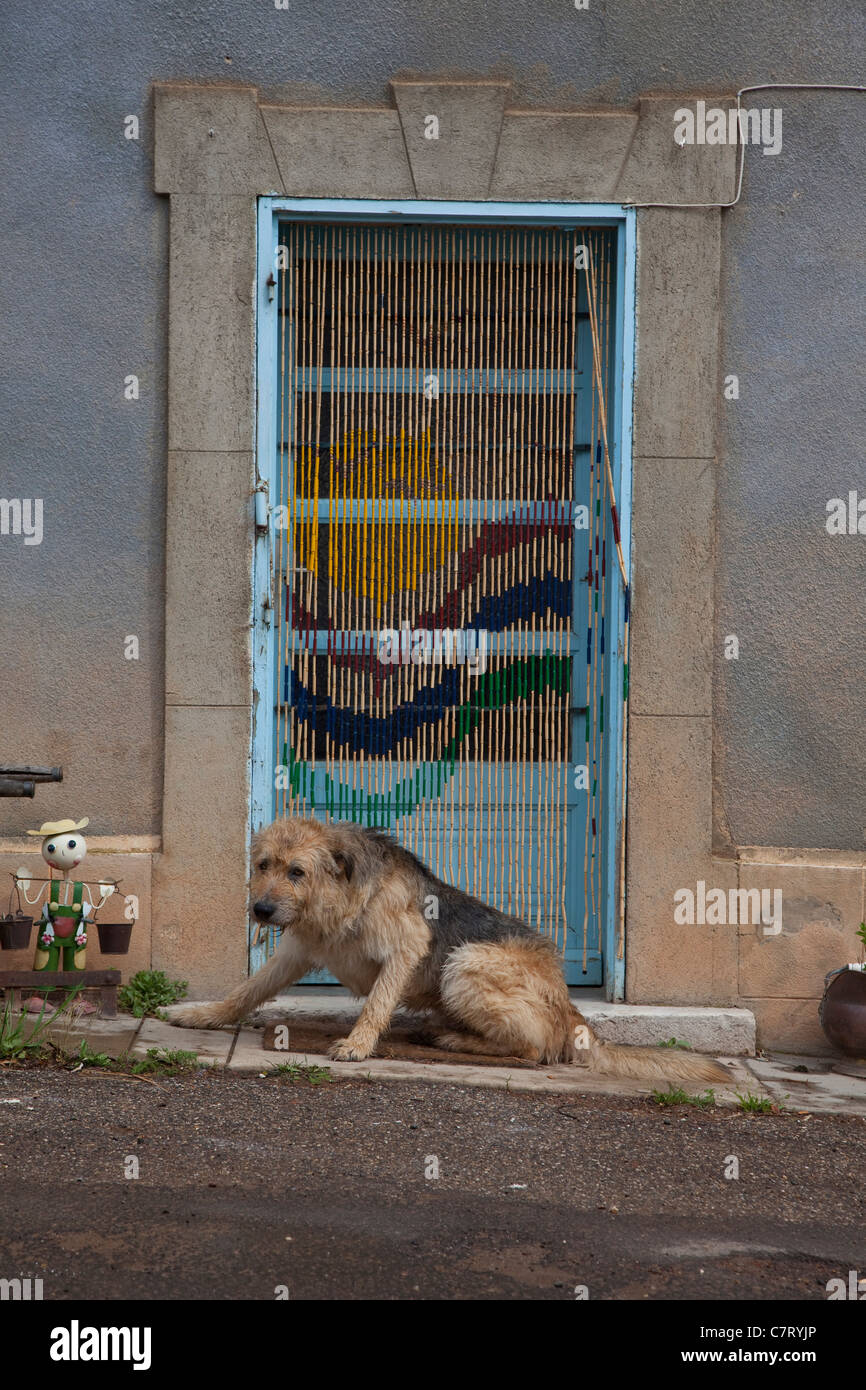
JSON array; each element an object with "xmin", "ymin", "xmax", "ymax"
[{"xmin": 294, "ymin": 427, "xmax": 458, "ymax": 616}]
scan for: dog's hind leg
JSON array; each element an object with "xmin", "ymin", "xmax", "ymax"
[
  {"xmin": 434, "ymin": 1030, "xmax": 538, "ymax": 1061},
  {"xmin": 166, "ymin": 933, "xmax": 312, "ymax": 1030},
  {"xmin": 440, "ymin": 939, "xmax": 574, "ymax": 1064}
]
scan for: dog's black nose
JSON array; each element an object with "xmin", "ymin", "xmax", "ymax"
[{"xmin": 253, "ymin": 899, "xmax": 274, "ymax": 921}]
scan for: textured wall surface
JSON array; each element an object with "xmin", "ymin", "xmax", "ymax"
[
  {"xmin": 716, "ymin": 91, "xmax": 866, "ymax": 849},
  {"xmin": 0, "ymin": 0, "xmax": 863, "ymax": 847}
]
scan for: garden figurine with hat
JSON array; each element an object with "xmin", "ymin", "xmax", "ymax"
[
  {"xmin": 4, "ymin": 817, "xmax": 128, "ymax": 1014},
  {"xmin": 27, "ymin": 818, "xmax": 94, "ymax": 972}
]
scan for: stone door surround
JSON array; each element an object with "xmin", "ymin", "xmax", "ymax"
[{"xmin": 152, "ymin": 79, "xmax": 729, "ymax": 1004}]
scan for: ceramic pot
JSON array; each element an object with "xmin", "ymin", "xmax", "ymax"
[{"xmin": 819, "ymin": 966, "xmax": 866, "ymax": 1057}]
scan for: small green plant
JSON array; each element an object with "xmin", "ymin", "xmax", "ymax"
[
  {"xmin": 652, "ymin": 1086, "xmax": 716, "ymax": 1109},
  {"xmin": 735, "ymin": 1090, "xmax": 774, "ymax": 1114},
  {"xmin": 652, "ymin": 1085, "xmax": 690, "ymax": 1105},
  {"xmin": 0, "ymin": 987, "xmax": 82, "ymax": 1061},
  {"xmin": 52, "ymin": 1043, "xmax": 198, "ymax": 1076},
  {"xmin": 128, "ymin": 1047, "xmax": 199, "ymax": 1074},
  {"xmin": 659, "ymin": 1037, "xmax": 692, "ymax": 1050},
  {"xmin": 268, "ymin": 1061, "xmax": 332, "ymax": 1085},
  {"xmin": 118, "ymin": 970, "xmax": 188, "ymax": 1019},
  {"xmin": 856, "ymin": 921, "xmax": 866, "ymax": 953},
  {"xmin": 71, "ymin": 1039, "xmax": 113, "ymax": 1068}
]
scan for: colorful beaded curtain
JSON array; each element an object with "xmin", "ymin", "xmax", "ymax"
[{"xmin": 272, "ymin": 223, "xmax": 620, "ymax": 975}]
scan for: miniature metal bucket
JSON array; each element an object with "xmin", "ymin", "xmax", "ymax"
[
  {"xmin": 0, "ymin": 913, "xmax": 33, "ymax": 950},
  {"xmin": 96, "ymin": 921, "xmax": 133, "ymax": 955}
]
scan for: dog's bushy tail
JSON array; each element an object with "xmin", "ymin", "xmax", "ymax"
[{"xmin": 571, "ymin": 1007, "xmax": 730, "ymax": 1084}]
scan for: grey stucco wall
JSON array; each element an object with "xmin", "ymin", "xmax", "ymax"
[
  {"xmin": 716, "ymin": 90, "xmax": 866, "ymax": 849},
  {"xmin": 1, "ymin": 0, "xmax": 863, "ymax": 846}
]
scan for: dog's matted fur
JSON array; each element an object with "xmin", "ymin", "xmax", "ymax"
[{"xmin": 170, "ymin": 817, "xmax": 729, "ymax": 1082}]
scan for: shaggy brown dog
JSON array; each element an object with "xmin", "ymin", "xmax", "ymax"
[{"xmin": 169, "ymin": 817, "xmax": 730, "ymax": 1082}]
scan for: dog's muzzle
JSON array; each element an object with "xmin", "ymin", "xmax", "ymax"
[{"xmin": 253, "ymin": 898, "xmax": 275, "ymax": 921}]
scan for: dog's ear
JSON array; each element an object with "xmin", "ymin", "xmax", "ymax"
[{"xmin": 331, "ymin": 849, "xmax": 354, "ymax": 882}]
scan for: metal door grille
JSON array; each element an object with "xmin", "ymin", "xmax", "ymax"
[{"xmin": 270, "ymin": 222, "xmax": 619, "ymax": 979}]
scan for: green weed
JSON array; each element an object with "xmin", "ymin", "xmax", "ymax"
[
  {"xmin": 735, "ymin": 1091, "xmax": 775, "ymax": 1114},
  {"xmin": 268, "ymin": 1061, "xmax": 332, "ymax": 1085},
  {"xmin": 0, "ymin": 986, "xmax": 83, "ymax": 1061},
  {"xmin": 128, "ymin": 1047, "xmax": 199, "ymax": 1074},
  {"xmin": 652, "ymin": 1086, "xmax": 717, "ymax": 1109},
  {"xmin": 118, "ymin": 970, "xmax": 188, "ymax": 1019}
]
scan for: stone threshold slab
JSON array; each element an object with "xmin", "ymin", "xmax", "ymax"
[{"xmin": 250, "ymin": 992, "xmax": 757, "ymax": 1056}]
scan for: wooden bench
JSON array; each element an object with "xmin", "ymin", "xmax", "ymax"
[{"xmin": 0, "ymin": 969, "xmax": 122, "ymax": 1018}]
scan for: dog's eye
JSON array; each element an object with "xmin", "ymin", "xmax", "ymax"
[
  {"xmin": 288, "ymin": 865, "xmax": 304, "ymax": 880},
  {"xmin": 258, "ymin": 859, "xmax": 270, "ymax": 872}
]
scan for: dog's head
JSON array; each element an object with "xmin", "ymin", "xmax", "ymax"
[{"xmin": 249, "ymin": 818, "xmax": 355, "ymax": 931}]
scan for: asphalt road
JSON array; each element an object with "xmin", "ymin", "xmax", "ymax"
[{"xmin": 0, "ymin": 1066, "xmax": 863, "ymax": 1301}]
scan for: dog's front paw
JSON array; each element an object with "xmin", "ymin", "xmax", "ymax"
[
  {"xmin": 327, "ymin": 1035, "xmax": 374, "ymax": 1062},
  {"xmin": 163, "ymin": 1003, "xmax": 227, "ymax": 1030}
]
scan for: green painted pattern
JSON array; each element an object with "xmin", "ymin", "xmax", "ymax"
[{"xmin": 282, "ymin": 652, "xmax": 571, "ymax": 825}]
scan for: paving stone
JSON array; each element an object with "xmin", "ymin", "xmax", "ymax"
[
  {"xmin": 746, "ymin": 1055, "xmax": 866, "ymax": 1117},
  {"xmin": 228, "ymin": 1026, "xmax": 755, "ymax": 1106},
  {"xmin": 9, "ymin": 1010, "xmax": 141, "ymax": 1059},
  {"xmin": 228, "ymin": 1031, "xmax": 306, "ymax": 1073},
  {"xmin": 131, "ymin": 1016, "xmax": 234, "ymax": 1065}
]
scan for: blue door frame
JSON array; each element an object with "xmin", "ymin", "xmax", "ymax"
[{"xmin": 251, "ymin": 198, "xmax": 635, "ymax": 1001}]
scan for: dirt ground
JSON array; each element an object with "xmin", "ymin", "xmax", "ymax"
[{"xmin": 1, "ymin": 1064, "xmax": 864, "ymax": 1301}]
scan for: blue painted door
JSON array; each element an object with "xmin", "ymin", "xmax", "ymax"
[{"xmin": 256, "ymin": 220, "xmax": 622, "ymax": 985}]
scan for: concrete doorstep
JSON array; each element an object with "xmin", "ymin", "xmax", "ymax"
[
  {"xmin": 251, "ymin": 989, "xmax": 757, "ymax": 1049},
  {"xmin": 5, "ymin": 990, "xmax": 866, "ymax": 1114}
]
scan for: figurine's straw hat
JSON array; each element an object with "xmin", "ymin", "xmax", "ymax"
[{"xmin": 26, "ymin": 818, "xmax": 89, "ymax": 837}]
